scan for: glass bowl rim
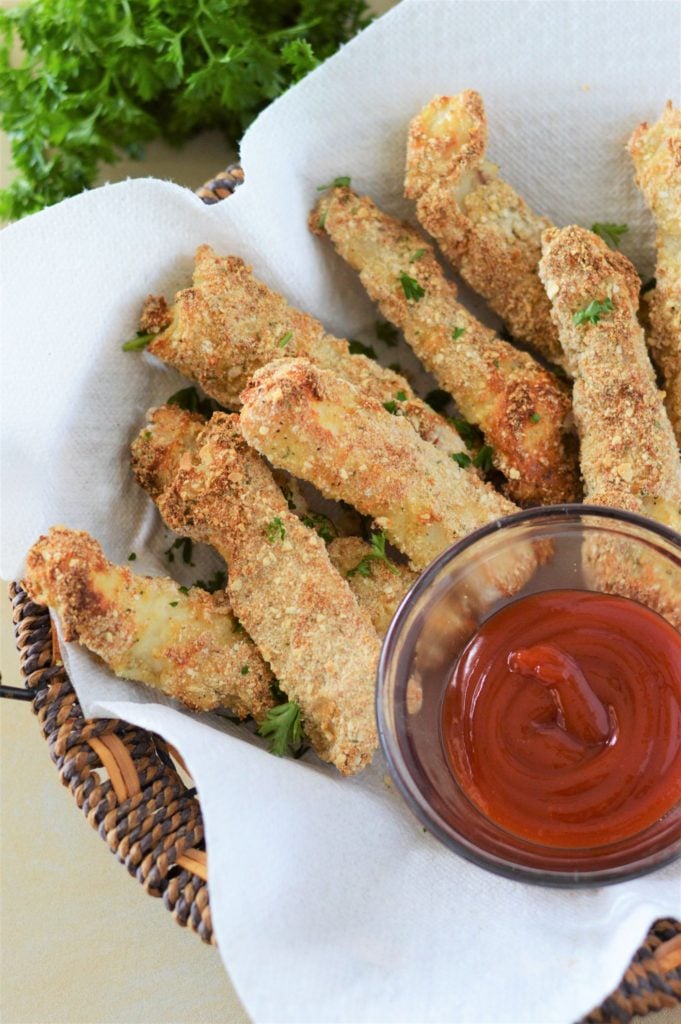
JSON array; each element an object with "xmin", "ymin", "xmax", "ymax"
[{"xmin": 376, "ymin": 502, "xmax": 681, "ymax": 887}]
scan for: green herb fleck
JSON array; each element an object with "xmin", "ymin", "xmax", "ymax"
[
  {"xmin": 450, "ymin": 452, "xmax": 472, "ymax": 468},
  {"xmin": 473, "ymin": 445, "xmax": 495, "ymax": 472},
  {"xmin": 301, "ymin": 513, "xmax": 337, "ymax": 543},
  {"xmin": 409, "ymin": 248, "xmax": 426, "ymax": 262},
  {"xmin": 280, "ymin": 39, "xmax": 319, "ymax": 82},
  {"xmin": 347, "ymin": 531, "xmax": 399, "ymax": 578},
  {"xmin": 399, "ymin": 272, "xmax": 425, "ymax": 302},
  {"xmin": 572, "ymin": 297, "xmax": 614, "ymax": 326},
  {"xmin": 178, "ymin": 585, "xmax": 189, "ymax": 595},
  {"xmin": 278, "ymin": 330, "xmax": 293, "ymax": 348},
  {"xmin": 383, "ymin": 400, "xmax": 399, "ymax": 415},
  {"xmin": 451, "ymin": 327, "xmax": 466, "ymax": 341},
  {"xmin": 375, "ymin": 321, "xmax": 399, "ymax": 346},
  {"xmin": 267, "ymin": 517, "xmax": 286, "ymax": 542},
  {"xmin": 169, "ymin": 601, "xmax": 178, "ymax": 607},
  {"xmin": 164, "ymin": 536, "xmax": 194, "ymax": 565},
  {"xmin": 530, "ymin": 412, "xmax": 541, "ymax": 423},
  {"xmin": 425, "ymin": 389, "xmax": 452, "ymax": 414},
  {"xmin": 591, "ymin": 222, "xmax": 629, "ymax": 248},
  {"xmin": 122, "ymin": 332, "xmax": 153, "ymax": 352},
  {"xmin": 258, "ymin": 701, "xmax": 305, "ymax": 757},
  {"xmin": 167, "ymin": 385, "xmax": 214, "ymax": 418},
  {"xmin": 317, "ymin": 175, "xmax": 351, "ymax": 191},
  {"xmin": 240, "ymin": 665, "xmax": 250, "ymax": 676},
  {"xmin": 128, "ymin": 552, "xmax": 137, "ymax": 561},
  {"xmin": 395, "ymin": 390, "xmax": 407, "ymax": 401},
  {"xmin": 194, "ymin": 570, "xmax": 226, "ymax": 594},
  {"xmin": 348, "ymin": 339, "xmax": 377, "ymax": 360},
  {"xmin": 450, "ymin": 416, "xmax": 482, "ymax": 450}
]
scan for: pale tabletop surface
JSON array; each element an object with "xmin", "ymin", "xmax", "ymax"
[{"xmin": 1, "ymin": 5, "xmax": 680, "ymax": 1020}]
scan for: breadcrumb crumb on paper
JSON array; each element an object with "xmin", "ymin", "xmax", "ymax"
[
  {"xmin": 23, "ymin": 526, "xmax": 275, "ymax": 720},
  {"xmin": 628, "ymin": 101, "xmax": 681, "ymax": 446}
]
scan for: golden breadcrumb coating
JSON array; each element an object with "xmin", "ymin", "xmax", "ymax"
[
  {"xmin": 311, "ymin": 187, "xmax": 579, "ymax": 507},
  {"xmin": 240, "ymin": 358, "xmax": 537, "ymax": 597},
  {"xmin": 404, "ymin": 91, "xmax": 562, "ymax": 364},
  {"xmin": 134, "ymin": 410, "xmax": 380, "ymax": 776},
  {"xmin": 628, "ymin": 101, "xmax": 681, "ymax": 445},
  {"xmin": 327, "ymin": 536, "xmax": 417, "ymax": 638},
  {"xmin": 146, "ymin": 245, "xmax": 467, "ymax": 457},
  {"xmin": 130, "ymin": 404, "xmax": 206, "ymax": 500},
  {"xmin": 23, "ymin": 527, "xmax": 274, "ymax": 720},
  {"xmin": 539, "ymin": 225, "xmax": 681, "ymax": 538}
]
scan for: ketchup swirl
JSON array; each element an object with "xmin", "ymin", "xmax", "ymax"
[{"xmin": 441, "ymin": 590, "xmax": 681, "ymax": 848}]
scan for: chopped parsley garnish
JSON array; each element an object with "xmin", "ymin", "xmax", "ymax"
[
  {"xmin": 167, "ymin": 385, "xmax": 214, "ymax": 418},
  {"xmin": 122, "ymin": 332, "xmax": 153, "ymax": 352},
  {"xmin": 383, "ymin": 401, "xmax": 399, "ymax": 415},
  {"xmin": 347, "ymin": 531, "xmax": 399, "ymax": 578},
  {"xmin": 425, "ymin": 389, "xmax": 452, "ymax": 414},
  {"xmin": 530, "ymin": 412, "xmax": 541, "ymax": 423},
  {"xmin": 240, "ymin": 665, "xmax": 250, "ymax": 676},
  {"xmin": 178, "ymin": 585, "xmax": 189, "ymax": 595},
  {"xmin": 267, "ymin": 517, "xmax": 286, "ymax": 542},
  {"xmin": 399, "ymin": 272, "xmax": 425, "ymax": 302},
  {"xmin": 451, "ymin": 327, "xmax": 466, "ymax": 341},
  {"xmin": 301, "ymin": 512, "xmax": 337, "ymax": 543},
  {"xmin": 169, "ymin": 601, "xmax": 178, "ymax": 607},
  {"xmin": 278, "ymin": 330, "xmax": 293, "ymax": 348},
  {"xmin": 194, "ymin": 570, "xmax": 226, "ymax": 593},
  {"xmin": 375, "ymin": 321, "xmax": 399, "ymax": 346},
  {"xmin": 450, "ymin": 416, "xmax": 483, "ymax": 450},
  {"xmin": 164, "ymin": 536, "xmax": 194, "ymax": 565},
  {"xmin": 591, "ymin": 222, "xmax": 629, "ymax": 248},
  {"xmin": 451, "ymin": 452, "xmax": 472, "ymax": 468},
  {"xmin": 641, "ymin": 277, "xmax": 656, "ymax": 295},
  {"xmin": 395, "ymin": 390, "xmax": 407, "ymax": 401},
  {"xmin": 128, "ymin": 552, "xmax": 137, "ymax": 561},
  {"xmin": 409, "ymin": 248, "xmax": 426, "ymax": 262},
  {"xmin": 348, "ymin": 339, "xmax": 377, "ymax": 360},
  {"xmin": 572, "ymin": 297, "xmax": 614, "ymax": 326},
  {"xmin": 316, "ymin": 175, "xmax": 351, "ymax": 191},
  {"xmin": 473, "ymin": 444, "xmax": 495, "ymax": 472},
  {"xmin": 258, "ymin": 701, "xmax": 305, "ymax": 756}
]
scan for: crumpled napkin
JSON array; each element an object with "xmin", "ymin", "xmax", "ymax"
[{"xmin": 1, "ymin": 2, "xmax": 679, "ymax": 1021}]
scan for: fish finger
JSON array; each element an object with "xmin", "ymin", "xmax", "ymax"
[
  {"xmin": 311, "ymin": 187, "xmax": 579, "ymax": 506},
  {"xmin": 24, "ymin": 526, "xmax": 275, "ymax": 720},
  {"xmin": 628, "ymin": 101, "xmax": 681, "ymax": 445},
  {"xmin": 405, "ymin": 90, "xmax": 562, "ymax": 364}
]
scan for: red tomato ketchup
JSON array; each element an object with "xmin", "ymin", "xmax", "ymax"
[{"xmin": 441, "ymin": 590, "xmax": 681, "ymax": 848}]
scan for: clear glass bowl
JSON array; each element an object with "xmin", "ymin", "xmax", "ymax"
[{"xmin": 376, "ymin": 505, "xmax": 681, "ymax": 886}]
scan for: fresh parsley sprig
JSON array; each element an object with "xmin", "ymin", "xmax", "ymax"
[
  {"xmin": 591, "ymin": 222, "xmax": 629, "ymax": 248},
  {"xmin": 399, "ymin": 272, "xmax": 425, "ymax": 302},
  {"xmin": 450, "ymin": 444, "xmax": 495, "ymax": 472},
  {"xmin": 573, "ymin": 297, "xmax": 614, "ymax": 326},
  {"xmin": 317, "ymin": 175, "xmax": 352, "ymax": 191},
  {"xmin": 258, "ymin": 701, "xmax": 305, "ymax": 756},
  {"xmin": 122, "ymin": 332, "xmax": 154, "ymax": 352},
  {"xmin": 347, "ymin": 531, "xmax": 399, "ymax": 578},
  {"xmin": 267, "ymin": 517, "xmax": 286, "ymax": 542}
]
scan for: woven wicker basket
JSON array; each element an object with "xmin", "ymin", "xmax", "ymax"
[{"xmin": 4, "ymin": 163, "xmax": 681, "ymax": 1022}]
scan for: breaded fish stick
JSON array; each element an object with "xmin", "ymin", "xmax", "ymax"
[
  {"xmin": 539, "ymin": 225, "xmax": 681, "ymax": 531},
  {"xmin": 133, "ymin": 411, "xmax": 380, "ymax": 775},
  {"xmin": 240, "ymin": 359, "xmax": 535, "ymax": 596},
  {"xmin": 628, "ymin": 102, "xmax": 681, "ymax": 445},
  {"xmin": 24, "ymin": 527, "xmax": 275, "ymax": 720},
  {"xmin": 327, "ymin": 536, "xmax": 417, "ymax": 638},
  {"xmin": 311, "ymin": 187, "xmax": 579, "ymax": 507},
  {"xmin": 405, "ymin": 91, "xmax": 562, "ymax": 364},
  {"xmin": 145, "ymin": 245, "xmax": 468, "ymax": 457}
]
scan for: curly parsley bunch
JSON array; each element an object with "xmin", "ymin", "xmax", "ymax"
[{"xmin": 0, "ymin": 0, "xmax": 370, "ymax": 219}]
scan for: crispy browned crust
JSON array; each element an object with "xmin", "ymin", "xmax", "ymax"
[
  {"xmin": 23, "ymin": 527, "xmax": 275, "ymax": 720},
  {"xmin": 139, "ymin": 294, "xmax": 172, "ymax": 334},
  {"xmin": 145, "ymin": 245, "xmax": 467, "ymax": 456},
  {"xmin": 628, "ymin": 101, "xmax": 681, "ymax": 445},
  {"xmin": 141, "ymin": 412, "xmax": 380, "ymax": 775},
  {"xmin": 539, "ymin": 225, "xmax": 681, "ymax": 530},
  {"xmin": 130, "ymin": 404, "xmax": 206, "ymax": 500},
  {"xmin": 327, "ymin": 537, "xmax": 417, "ymax": 638},
  {"xmin": 239, "ymin": 359, "xmax": 538, "ymax": 597},
  {"xmin": 404, "ymin": 91, "xmax": 562, "ymax": 364},
  {"xmin": 311, "ymin": 187, "xmax": 580, "ymax": 506}
]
